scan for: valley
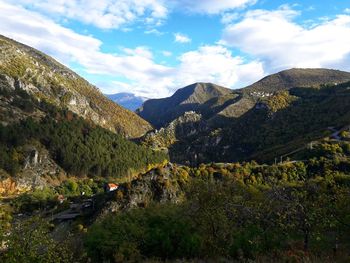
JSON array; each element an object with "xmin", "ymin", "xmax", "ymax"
[{"xmin": 0, "ymin": 36, "xmax": 350, "ymax": 263}]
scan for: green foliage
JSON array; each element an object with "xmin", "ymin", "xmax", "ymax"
[
  {"xmin": 85, "ymin": 153, "xmax": 350, "ymax": 261},
  {"xmin": 85, "ymin": 204, "xmax": 200, "ymax": 262},
  {"xmin": 57, "ymin": 178, "xmax": 102, "ymax": 197},
  {"xmin": 13, "ymin": 187, "xmax": 56, "ymax": 212},
  {"xmin": 0, "ymin": 104, "xmax": 168, "ymax": 179},
  {"xmin": 0, "ymin": 217, "xmax": 76, "ymax": 263},
  {"xmin": 265, "ymin": 91, "xmax": 296, "ymax": 112}
]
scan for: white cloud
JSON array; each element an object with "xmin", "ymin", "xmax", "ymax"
[
  {"xmin": 174, "ymin": 45, "xmax": 264, "ymax": 91},
  {"xmin": 222, "ymin": 7, "xmax": 350, "ymax": 71},
  {"xmin": 102, "ymin": 45, "xmax": 264, "ymax": 97},
  {"xmin": 221, "ymin": 13, "xmax": 240, "ymax": 24},
  {"xmin": 162, "ymin": 51, "xmax": 172, "ymax": 57},
  {"xmin": 5, "ymin": 0, "xmax": 168, "ymax": 29},
  {"xmin": 174, "ymin": 33, "xmax": 191, "ymax": 43},
  {"xmin": 345, "ymin": 8, "xmax": 350, "ymax": 14},
  {"xmin": 173, "ymin": 0, "xmax": 256, "ymax": 14},
  {"xmin": 144, "ymin": 29, "xmax": 164, "ymax": 35},
  {"xmin": 0, "ymin": 1, "xmax": 173, "ymax": 97},
  {"xmin": 3, "ymin": 0, "xmax": 257, "ymax": 30},
  {"xmin": 0, "ymin": 1, "xmax": 264, "ymax": 99}
]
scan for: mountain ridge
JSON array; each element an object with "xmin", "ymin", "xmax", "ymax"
[
  {"xmin": 0, "ymin": 34, "xmax": 152, "ymax": 138},
  {"xmin": 138, "ymin": 68, "xmax": 350, "ymax": 129},
  {"xmin": 139, "ymin": 68, "xmax": 350, "ymax": 165},
  {"xmin": 242, "ymin": 68, "xmax": 350, "ymax": 93}
]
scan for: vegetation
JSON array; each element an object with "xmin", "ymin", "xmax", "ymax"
[
  {"xmin": 84, "ymin": 141, "xmax": 350, "ymax": 262},
  {"xmin": 213, "ymin": 81, "xmax": 350, "ymax": 163},
  {"xmin": 0, "ymin": 217, "xmax": 78, "ymax": 263},
  {"xmin": 0, "ymin": 116, "xmax": 167, "ymax": 179},
  {"xmin": 0, "ymin": 88, "xmax": 167, "ymax": 179},
  {"xmin": 3, "ymin": 35, "xmax": 350, "ymax": 263},
  {"xmin": 138, "ymin": 82, "xmax": 233, "ymax": 128}
]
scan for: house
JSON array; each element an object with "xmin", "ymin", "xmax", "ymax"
[
  {"xmin": 104, "ymin": 183, "xmax": 119, "ymax": 192},
  {"xmin": 57, "ymin": 194, "xmax": 65, "ymax": 204}
]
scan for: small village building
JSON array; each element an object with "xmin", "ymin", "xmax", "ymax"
[
  {"xmin": 104, "ymin": 183, "xmax": 119, "ymax": 192},
  {"xmin": 57, "ymin": 194, "xmax": 65, "ymax": 204}
]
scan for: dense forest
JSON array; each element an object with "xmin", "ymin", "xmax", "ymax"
[{"xmin": 0, "ymin": 87, "xmax": 167, "ymax": 179}]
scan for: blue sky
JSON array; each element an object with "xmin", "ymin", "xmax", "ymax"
[{"xmin": 0, "ymin": 0, "xmax": 350, "ymax": 98}]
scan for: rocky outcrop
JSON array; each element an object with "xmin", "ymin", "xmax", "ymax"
[
  {"xmin": 142, "ymin": 111, "xmax": 206, "ymax": 149},
  {"xmin": 0, "ymin": 143, "xmax": 65, "ymax": 196},
  {"xmin": 98, "ymin": 163, "xmax": 184, "ymax": 218}
]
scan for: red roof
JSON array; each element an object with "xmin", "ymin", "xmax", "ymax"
[{"xmin": 108, "ymin": 183, "xmax": 118, "ymax": 188}]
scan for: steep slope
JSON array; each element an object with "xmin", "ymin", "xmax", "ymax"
[
  {"xmin": 170, "ymin": 81, "xmax": 350, "ymax": 165},
  {"xmin": 106, "ymin": 92, "xmax": 147, "ymax": 111},
  {"xmin": 139, "ymin": 69, "xmax": 350, "ymax": 128},
  {"xmin": 137, "ymin": 82, "xmax": 232, "ymax": 128},
  {"xmin": 0, "ymin": 86, "xmax": 168, "ymax": 194},
  {"xmin": 212, "ymin": 68, "xmax": 350, "ymax": 121},
  {"xmin": 0, "ymin": 35, "xmax": 152, "ymax": 138},
  {"xmin": 140, "ymin": 68, "xmax": 350, "ymax": 165}
]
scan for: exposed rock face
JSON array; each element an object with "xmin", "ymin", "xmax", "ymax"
[
  {"xmin": 0, "ymin": 35, "xmax": 152, "ymax": 138},
  {"xmin": 98, "ymin": 164, "xmax": 184, "ymax": 218},
  {"xmin": 142, "ymin": 111, "xmax": 206, "ymax": 149},
  {"xmin": 0, "ymin": 143, "xmax": 65, "ymax": 196},
  {"xmin": 21, "ymin": 145, "xmax": 64, "ymax": 177}
]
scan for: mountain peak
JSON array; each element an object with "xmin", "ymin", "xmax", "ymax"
[
  {"xmin": 167, "ymin": 82, "xmax": 231, "ymax": 105},
  {"xmin": 137, "ymin": 82, "xmax": 231, "ymax": 128}
]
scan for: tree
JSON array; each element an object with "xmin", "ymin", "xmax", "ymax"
[{"xmin": 1, "ymin": 217, "xmax": 76, "ymax": 263}]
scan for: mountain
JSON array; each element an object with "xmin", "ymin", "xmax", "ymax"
[
  {"xmin": 106, "ymin": 92, "xmax": 147, "ymax": 111},
  {"xmin": 0, "ymin": 35, "xmax": 168, "ymax": 190},
  {"xmin": 242, "ymin": 68, "xmax": 350, "ymax": 93},
  {"xmin": 0, "ymin": 35, "xmax": 152, "ymax": 138},
  {"xmin": 137, "ymin": 82, "xmax": 233, "ymax": 128},
  {"xmin": 138, "ymin": 69, "xmax": 350, "ymax": 129},
  {"xmin": 140, "ymin": 68, "xmax": 350, "ymax": 165}
]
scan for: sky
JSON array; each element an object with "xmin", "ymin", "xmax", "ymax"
[{"xmin": 0, "ymin": 0, "xmax": 350, "ymax": 98}]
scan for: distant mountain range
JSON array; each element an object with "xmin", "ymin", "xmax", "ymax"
[
  {"xmin": 138, "ymin": 69, "xmax": 350, "ymax": 129},
  {"xmin": 106, "ymin": 92, "xmax": 148, "ymax": 111}
]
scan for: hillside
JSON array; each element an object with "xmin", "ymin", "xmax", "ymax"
[
  {"xmin": 0, "ymin": 87, "xmax": 168, "ymax": 194},
  {"xmin": 0, "ymin": 35, "xmax": 152, "ymax": 138},
  {"xmin": 137, "ymin": 82, "xmax": 232, "ymax": 128},
  {"xmin": 3, "ymin": 139, "xmax": 350, "ymax": 262},
  {"xmin": 140, "ymin": 69, "xmax": 350, "ymax": 165}
]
